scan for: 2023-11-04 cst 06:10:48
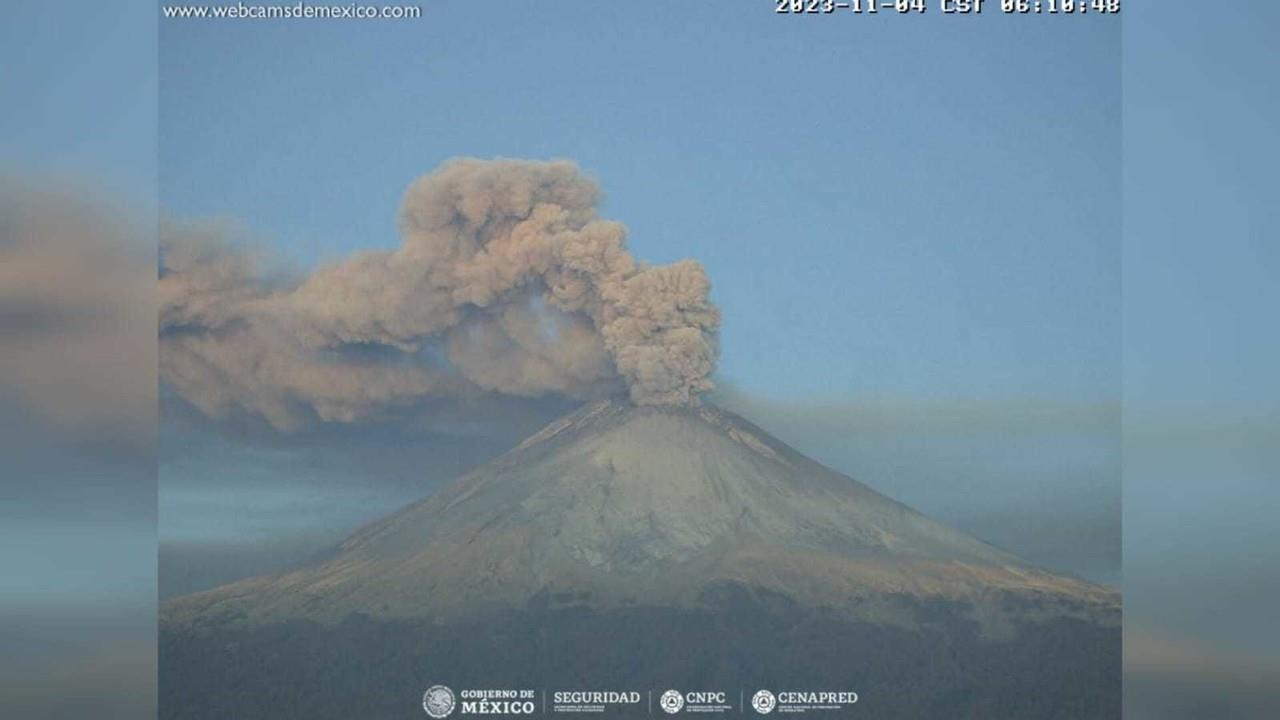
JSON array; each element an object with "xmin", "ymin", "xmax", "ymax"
[{"xmin": 775, "ymin": 0, "xmax": 1121, "ymax": 14}]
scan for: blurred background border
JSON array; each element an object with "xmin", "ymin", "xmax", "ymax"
[{"xmin": 1, "ymin": 1, "xmax": 1276, "ymax": 718}]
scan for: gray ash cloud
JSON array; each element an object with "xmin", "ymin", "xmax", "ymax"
[{"xmin": 160, "ymin": 158, "xmax": 720, "ymax": 430}]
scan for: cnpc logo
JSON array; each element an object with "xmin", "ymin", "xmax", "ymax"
[{"xmin": 661, "ymin": 689, "xmax": 731, "ymax": 714}]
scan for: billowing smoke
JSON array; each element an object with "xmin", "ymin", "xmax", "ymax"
[{"xmin": 160, "ymin": 158, "xmax": 719, "ymax": 430}]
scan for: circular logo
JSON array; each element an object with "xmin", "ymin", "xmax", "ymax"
[
  {"xmin": 422, "ymin": 685, "xmax": 456, "ymax": 718},
  {"xmin": 660, "ymin": 689, "xmax": 684, "ymax": 714},
  {"xmin": 751, "ymin": 690, "xmax": 776, "ymax": 715}
]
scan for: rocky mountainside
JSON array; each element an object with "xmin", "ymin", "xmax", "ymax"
[
  {"xmin": 161, "ymin": 400, "xmax": 1120, "ymax": 719},
  {"xmin": 164, "ymin": 400, "xmax": 1114, "ymax": 631}
]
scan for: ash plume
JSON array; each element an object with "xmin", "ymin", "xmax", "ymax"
[{"xmin": 160, "ymin": 158, "xmax": 719, "ymax": 430}]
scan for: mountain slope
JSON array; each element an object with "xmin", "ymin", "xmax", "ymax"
[
  {"xmin": 164, "ymin": 400, "xmax": 1115, "ymax": 630},
  {"xmin": 161, "ymin": 400, "xmax": 1120, "ymax": 720}
]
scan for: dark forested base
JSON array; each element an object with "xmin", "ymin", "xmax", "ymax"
[{"xmin": 161, "ymin": 587, "xmax": 1119, "ymax": 720}]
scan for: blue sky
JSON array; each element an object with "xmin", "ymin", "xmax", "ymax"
[
  {"xmin": 161, "ymin": 4, "xmax": 1119, "ymax": 404},
  {"xmin": 153, "ymin": 3, "xmax": 1124, "ymax": 594}
]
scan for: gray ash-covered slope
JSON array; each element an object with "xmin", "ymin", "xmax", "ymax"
[
  {"xmin": 164, "ymin": 400, "xmax": 1114, "ymax": 630},
  {"xmin": 162, "ymin": 400, "xmax": 1120, "ymax": 720}
]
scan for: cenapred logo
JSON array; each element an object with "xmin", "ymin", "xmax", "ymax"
[
  {"xmin": 660, "ymin": 689, "xmax": 684, "ymax": 714},
  {"xmin": 751, "ymin": 690, "xmax": 776, "ymax": 715},
  {"xmin": 423, "ymin": 685, "xmax": 456, "ymax": 718}
]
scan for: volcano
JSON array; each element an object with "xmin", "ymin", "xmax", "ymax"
[{"xmin": 161, "ymin": 401, "xmax": 1120, "ymax": 719}]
